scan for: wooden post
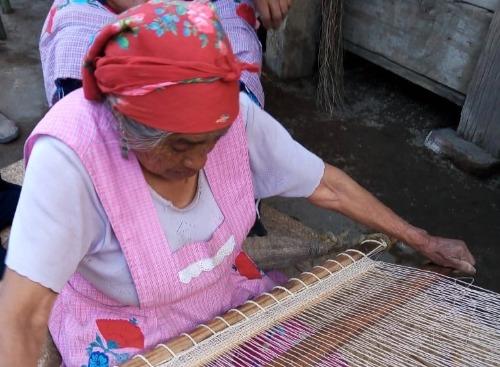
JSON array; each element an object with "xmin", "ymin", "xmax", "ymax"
[
  {"xmin": 265, "ymin": 0, "xmax": 322, "ymax": 79},
  {"xmin": 458, "ymin": 8, "xmax": 500, "ymax": 158}
]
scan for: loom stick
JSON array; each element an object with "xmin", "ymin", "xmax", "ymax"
[{"xmin": 119, "ymin": 237, "xmax": 389, "ymax": 367}]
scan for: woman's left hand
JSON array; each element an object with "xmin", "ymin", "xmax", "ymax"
[{"xmin": 408, "ymin": 229, "xmax": 476, "ymax": 275}]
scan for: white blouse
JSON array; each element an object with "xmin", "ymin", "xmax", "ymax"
[{"xmin": 6, "ymin": 93, "xmax": 325, "ymax": 306}]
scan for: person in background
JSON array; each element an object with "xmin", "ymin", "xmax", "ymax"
[{"xmin": 40, "ymin": 0, "xmax": 291, "ymax": 107}]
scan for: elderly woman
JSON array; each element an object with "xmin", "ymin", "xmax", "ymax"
[{"xmin": 0, "ymin": 2, "xmax": 474, "ymax": 366}]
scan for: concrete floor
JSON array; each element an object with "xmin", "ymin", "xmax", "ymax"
[
  {"xmin": 1, "ymin": 1, "xmax": 499, "ymax": 292},
  {"xmin": 264, "ymin": 55, "xmax": 500, "ymax": 292},
  {"xmin": 0, "ymin": 0, "xmax": 50, "ymax": 168}
]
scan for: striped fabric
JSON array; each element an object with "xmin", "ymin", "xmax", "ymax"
[{"xmin": 39, "ymin": 0, "xmax": 264, "ymax": 107}]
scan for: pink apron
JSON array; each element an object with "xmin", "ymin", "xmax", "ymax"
[{"xmin": 25, "ymin": 89, "xmax": 275, "ymax": 366}]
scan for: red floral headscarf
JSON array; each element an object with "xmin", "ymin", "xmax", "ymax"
[{"xmin": 83, "ymin": 0, "xmax": 258, "ymax": 133}]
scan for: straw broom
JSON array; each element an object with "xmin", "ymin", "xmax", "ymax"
[{"xmin": 317, "ymin": 0, "xmax": 344, "ymax": 113}]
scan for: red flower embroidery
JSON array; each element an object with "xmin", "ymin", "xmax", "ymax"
[
  {"xmin": 235, "ymin": 252, "xmax": 262, "ymax": 279},
  {"xmin": 236, "ymin": 3, "xmax": 257, "ymax": 29},
  {"xmin": 96, "ymin": 319, "xmax": 145, "ymax": 349}
]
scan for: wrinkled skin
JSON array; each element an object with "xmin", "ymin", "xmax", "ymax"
[
  {"xmin": 134, "ymin": 128, "xmax": 228, "ymax": 182},
  {"xmin": 134, "ymin": 128, "xmax": 229, "ymax": 208},
  {"xmin": 404, "ymin": 226, "xmax": 476, "ymax": 274}
]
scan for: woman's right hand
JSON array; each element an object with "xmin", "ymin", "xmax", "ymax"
[
  {"xmin": 0, "ymin": 268, "xmax": 57, "ymax": 366},
  {"xmin": 255, "ymin": 0, "xmax": 293, "ymax": 29}
]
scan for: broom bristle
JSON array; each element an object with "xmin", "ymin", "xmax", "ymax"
[{"xmin": 317, "ymin": 0, "xmax": 344, "ymax": 114}]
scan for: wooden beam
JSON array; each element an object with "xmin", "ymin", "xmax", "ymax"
[
  {"xmin": 458, "ymin": 8, "xmax": 500, "ymax": 158},
  {"xmin": 343, "ymin": 0, "xmax": 497, "ymax": 102},
  {"xmin": 344, "ymin": 41, "xmax": 466, "ymax": 105}
]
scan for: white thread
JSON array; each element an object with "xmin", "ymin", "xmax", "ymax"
[
  {"xmin": 289, "ymin": 277, "xmax": 309, "ymax": 289},
  {"xmin": 274, "ymin": 285, "xmax": 294, "ymax": 296},
  {"xmin": 181, "ymin": 333, "xmax": 197, "ymax": 346},
  {"xmin": 345, "ymin": 248, "xmax": 367, "ymax": 257},
  {"xmin": 325, "ymin": 259, "xmax": 345, "ymax": 268},
  {"xmin": 245, "ymin": 300, "xmax": 266, "ymax": 311},
  {"xmin": 338, "ymin": 252, "xmax": 356, "ymax": 263},
  {"xmin": 215, "ymin": 316, "xmax": 231, "ymax": 327},
  {"xmin": 303, "ymin": 271, "xmax": 322, "ymax": 281},
  {"xmin": 198, "ymin": 324, "xmax": 216, "ymax": 335},
  {"xmin": 360, "ymin": 238, "xmax": 388, "ymax": 256},
  {"xmin": 148, "ymin": 257, "xmax": 500, "ymax": 367},
  {"xmin": 229, "ymin": 308, "xmax": 249, "ymax": 320},
  {"xmin": 313, "ymin": 265, "xmax": 333, "ymax": 275},
  {"xmin": 156, "ymin": 343, "xmax": 177, "ymax": 358},
  {"xmin": 133, "ymin": 354, "xmax": 154, "ymax": 367},
  {"xmin": 262, "ymin": 292, "xmax": 280, "ymax": 303}
]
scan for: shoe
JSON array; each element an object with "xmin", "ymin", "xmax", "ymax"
[{"xmin": 0, "ymin": 113, "xmax": 19, "ymax": 144}]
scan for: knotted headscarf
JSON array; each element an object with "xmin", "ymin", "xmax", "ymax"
[{"xmin": 83, "ymin": 0, "xmax": 259, "ymax": 133}]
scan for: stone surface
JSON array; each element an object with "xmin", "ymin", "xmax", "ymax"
[
  {"xmin": 0, "ymin": 160, "xmax": 23, "ymax": 247},
  {"xmin": 265, "ymin": 0, "xmax": 321, "ymax": 79},
  {"xmin": 425, "ymin": 128, "xmax": 500, "ymax": 175},
  {"xmin": 0, "ymin": 0, "xmax": 50, "ymax": 168}
]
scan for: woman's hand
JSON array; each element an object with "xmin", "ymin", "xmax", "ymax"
[
  {"xmin": 309, "ymin": 163, "xmax": 476, "ymax": 275},
  {"xmin": 255, "ymin": 0, "xmax": 293, "ymax": 29},
  {"xmin": 404, "ymin": 227, "xmax": 476, "ymax": 274}
]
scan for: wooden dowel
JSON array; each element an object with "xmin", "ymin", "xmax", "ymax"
[{"xmin": 120, "ymin": 238, "xmax": 389, "ymax": 367}]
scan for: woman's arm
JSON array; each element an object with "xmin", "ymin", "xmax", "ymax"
[
  {"xmin": 0, "ymin": 268, "xmax": 57, "ymax": 366},
  {"xmin": 309, "ymin": 163, "xmax": 476, "ymax": 274}
]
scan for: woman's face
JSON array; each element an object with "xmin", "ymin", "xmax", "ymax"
[{"xmin": 134, "ymin": 128, "xmax": 229, "ymax": 181}]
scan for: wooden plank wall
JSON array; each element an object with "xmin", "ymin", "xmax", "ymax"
[
  {"xmin": 344, "ymin": 0, "xmax": 499, "ymax": 105},
  {"xmin": 458, "ymin": 8, "xmax": 500, "ymax": 158}
]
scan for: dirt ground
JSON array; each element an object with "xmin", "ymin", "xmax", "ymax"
[
  {"xmin": 263, "ymin": 55, "xmax": 500, "ymax": 292},
  {"xmin": 1, "ymin": 1, "xmax": 499, "ymax": 292}
]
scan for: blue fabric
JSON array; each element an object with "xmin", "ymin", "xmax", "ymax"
[
  {"xmin": 0, "ymin": 176, "xmax": 21, "ymax": 279},
  {"xmin": 240, "ymin": 81, "xmax": 262, "ymax": 108},
  {"xmin": 53, "ymin": 78, "xmax": 83, "ymax": 105}
]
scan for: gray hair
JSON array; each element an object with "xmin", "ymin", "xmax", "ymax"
[{"xmin": 106, "ymin": 96, "xmax": 171, "ymax": 156}]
